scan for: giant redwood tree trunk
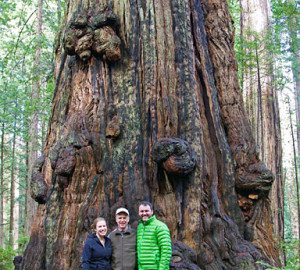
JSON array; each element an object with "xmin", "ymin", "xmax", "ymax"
[{"xmin": 21, "ymin": 0, "xmax": 280, "ymax": 269}]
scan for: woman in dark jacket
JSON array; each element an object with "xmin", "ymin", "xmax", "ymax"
[{"xmin": 82, "ymin": 217, "xmax": 112, "ymax": 270}]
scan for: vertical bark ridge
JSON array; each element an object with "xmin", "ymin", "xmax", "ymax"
[
  {"xmin": 137, "ymin": 0, "xmax": 158, "ymax": 202},
  {"xmin": 21, "ymin": 205, "xmax": 47, "ymax": 270},
  {"xmin": 168, "ymin": 0, "xmax": 203, "ymax": 250},
  {"xmin": 153, "ymin": 0, "xmax": 178, "ymax": 138}
]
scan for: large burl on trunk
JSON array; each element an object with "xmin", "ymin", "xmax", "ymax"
[{"xmin": 21, "ymin": 0, "xmax": 280, "ymax": 269}]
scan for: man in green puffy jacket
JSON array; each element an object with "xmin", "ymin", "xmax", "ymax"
[{"xmin": 137, "ymin": 201, "xmax": 172, "ymax": 270}]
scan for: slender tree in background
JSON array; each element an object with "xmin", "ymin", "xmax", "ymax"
[
  {"xmin": 0, "ymin": 108, "xmax": 5, "ymax": 247},
  {"xmin": 9, "ymin": 99, "xmax": 18, "ymax": 247},
  {"xmin": 0, "ymin": 1, "xmax": 12, "ymax": 249},
  {"xmin": 286, "ymin": 0, "xmax": 300, "ymax": 162},
  {"xmin": 287, "ymin": 0, "xmax": 300, "ymax": 240},
  {"xmin": 239, "ymin": 0, "xmax": 284, "ymax": 262},
  {"xmin": 287, "ymin": 97, "xmax": 300, "ymax": 240},
  {"xmin": 24, "ymin": 0, "xmax": 43, "ymax": 237},
  {"xmin": 20, "ymin": 0, "xmax": 281, "ymax": 269},
  {"xmin": 57, "ymin": 0, "xmax": 62, "ymax": 25}
]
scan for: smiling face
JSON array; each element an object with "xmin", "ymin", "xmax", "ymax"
[
  {"xmin": 116, "ymin": 213, "xmax": 129, "ymax": 231},
  {"xmin": 139, "ymin": 204, "xmax": 153, "ymax": 222},
  {"xmin": 95, "ymin": 220, "xmax": 107, "ymax": 238}
]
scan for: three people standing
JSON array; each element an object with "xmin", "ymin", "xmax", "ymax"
[{"xmin": 82, "ymin": 201, "xmax": 172, "ymax": 269}]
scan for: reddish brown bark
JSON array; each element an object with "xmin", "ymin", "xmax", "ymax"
[{"xmin": 21, "ymin": 0, "xmax": 280, "ymax": 269}]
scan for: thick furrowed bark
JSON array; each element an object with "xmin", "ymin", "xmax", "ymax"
[{"xmin": 201, "ymin": 0, "xmax": 280, "ymax": 266}]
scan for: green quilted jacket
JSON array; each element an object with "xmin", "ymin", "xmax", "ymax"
[{"xmin": 137, "ymin": 215, "xmax": 172, "ymax": 270}]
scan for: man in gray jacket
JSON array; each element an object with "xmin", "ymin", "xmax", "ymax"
[{"xmin": 110, "ymin": 207, "xmax": 137, "ymax": 270}]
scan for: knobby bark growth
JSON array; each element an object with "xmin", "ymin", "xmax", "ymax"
[{"xmin": 21, "ymin": 0, "xmax": 280, "ymax": 269}]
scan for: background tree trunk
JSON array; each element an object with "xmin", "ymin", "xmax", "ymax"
[
  {"xmin": 289, "ymin": 98, "xmax": 300, "ymax": 239},
  {"xmin": 57, "ymin": 0, "xmax": 62, "ymax": 25},
  {"xmin": 239, "ymin": 0, "xmax": 284, "ymax": 263},
  {"xmin": 9, "ymin": 99, "xmax": 18, "ymax": 247},
  {"xmin": 21, "ymin": 0, "xmax": 280, "ymax": 269},
  {"xmin": 0, "ymin": 117, "xmax": 5, "ymax": 248},
  {"xmin": 24, "ymin": 0, "xmax": 43, "ymax": 237},
  {"xmin": 289, "ymin": 0, "xmax": 300, "ymax": 240}
]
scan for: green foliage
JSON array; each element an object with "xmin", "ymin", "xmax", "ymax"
[
  {"xmin": 228, "ymin": 0, "xmax": 299, "ymax": 92},
  {"xmin": 0, "ymin": 233, "xmax": 29, "ymax": 270},
  {"xmin": 228, "ymin": 0, "xmax": 277, "ymax": 91},
  {"xmin": 282, "ymin": 238, "xmax": 300, "ymax": 269},
  {"xmin": 17, "ymin": 234, "xmax": 30, "ymax": 251},
  {"xmin": 0, "ymin": 1, "xmax": 17, "ymax": 27},
  {"xmin": 0, "ymin": 245, "xmax": 16, "ymax": 270},
  {"xmin": 228, "ymin": 0, "xmax": 243, "ymax": 85},
  {"xmin": 228, "ymin": 0, "xmax": 241, "ymax": 25},
  {"xmin": 271, "ymin": 0, "xmax": 300, "ymax": 84}
]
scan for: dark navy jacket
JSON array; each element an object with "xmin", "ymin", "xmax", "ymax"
[{"xmin": 82, "ymin": 234, "xmax": 112, "ymax": 270}]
